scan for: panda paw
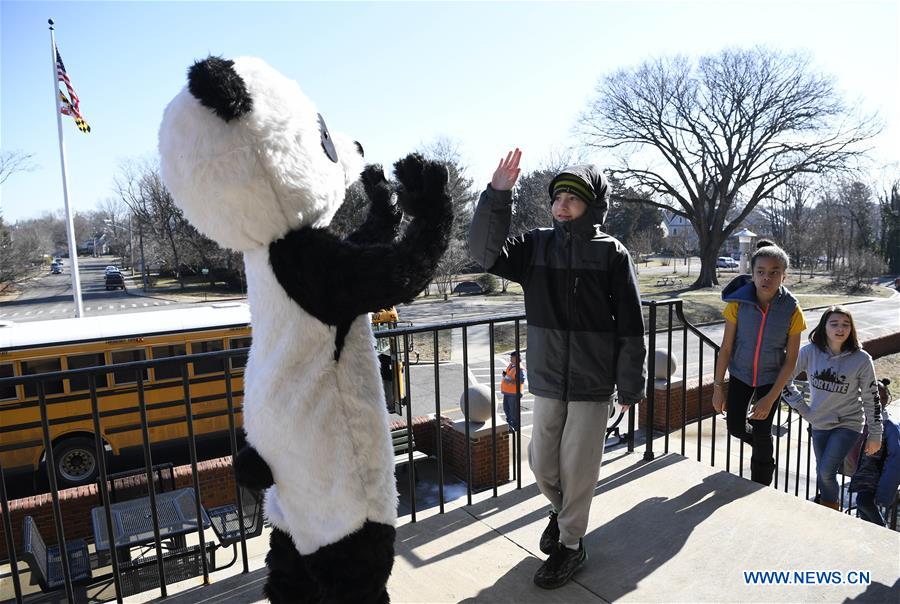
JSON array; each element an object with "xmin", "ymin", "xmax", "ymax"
[
  {"xmin": 393, "ymin": 153, "xmax": 449, "ymax": 218},
  {"xmin": 234, "ymin": 445, "xmax": 274, "ymax": 490},
  {"xmin": 361, "ymin": 164, "xmax": 400, "ymax": 224}
]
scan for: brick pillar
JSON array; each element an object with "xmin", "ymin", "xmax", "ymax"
[
  {"xmin": 440, "ymin": 418, "xmax": 511, "ymax": 490},
  {"xmin": 639, "ymin": 378, "xmax": 722, "ymax": 432}
]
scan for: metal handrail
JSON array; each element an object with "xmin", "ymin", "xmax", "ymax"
[{"xmin": 1, "ymin": 308, "xmax": 895, "ymax": 603}]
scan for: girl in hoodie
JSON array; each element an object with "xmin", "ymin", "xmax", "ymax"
[
  {"xmin": 786, "ymin": 306, "xmax": 883, "ymax": 510},
  {"xmin": 712, "ymin": 243, "xmax": 806, "ymax": 485}
]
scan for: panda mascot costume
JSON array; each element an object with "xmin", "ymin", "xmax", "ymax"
[{"xmin": 157, "ymin": 56, "xmax": 453, "ymax": 603}]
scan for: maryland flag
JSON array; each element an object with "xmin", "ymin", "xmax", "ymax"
[{"xmin": 55, "ymin": 46, "xmax": 90, "ymax": 133}]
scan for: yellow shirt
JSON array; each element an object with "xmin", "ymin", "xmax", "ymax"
[{"xmin": 723, "ymin": 301, "xmax": 806, "ymax": 335}]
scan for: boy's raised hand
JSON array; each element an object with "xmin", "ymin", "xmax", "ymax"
[{"xmin": 491, "ymin": 148, "xmax": 522, "ymax": 191}]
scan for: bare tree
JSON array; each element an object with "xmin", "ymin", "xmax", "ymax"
[
  {"xmin": 115, "ymin": 160, "xmax": 191, "ymax": 287},
  {"xmin": 627, "ymin": 229, "xmax": 657, "ymax": 273},
  {"xmin": 578, "ymin": 47, "xmax": 880, "ymax": 288},
  {"xmin": 510, "ymin": 167, "xmax": 555, "ymax": 235},
  {"xmin": 418, "ymin": 137, "xmax": 476, "ymax": 242},
  {"xmin": 0, "ymin": 214, "xmax": 13, "ymax": 284},
  {"xmin": 759, "ymin": 174, "xmax": 820, "ymax": 272},
  {"xmin": 878, "ymin": 179, "xmax": 900, "ymax": 273},
  {"xmin": 667, "ymin": 231, "xmax": 693, "ymax": 274},
  {"xmin": 432, "ymin": 239, "xmax": 470, "ymax": 300},
  {"xmin": 0, "ymin": 150, "xmax": 35, "ymax": 185}
]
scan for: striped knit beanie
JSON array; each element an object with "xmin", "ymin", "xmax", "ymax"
[{"xmin": 550, "ymin": 175, "xmax": 593, "ymax": 206}]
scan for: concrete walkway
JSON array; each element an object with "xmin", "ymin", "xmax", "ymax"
[{"xmin": 106, "ymin": 448, "xmax": 899, "ymax": 604}]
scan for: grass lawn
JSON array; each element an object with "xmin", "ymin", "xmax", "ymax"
[
  {"xmin": 874, "ymin": 353, "xmax": 900, "ymax": 399},
  {"xmin": 146, "ymin": 275, "xmax": 245, "ymax": 299},
  {"xmin": 638, "ymin": 272, "xmax": 894, "ymax": 325}
]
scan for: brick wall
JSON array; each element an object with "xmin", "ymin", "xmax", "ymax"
[
  {"xmin": 862, "ymin": 331, "xmax": 900, "ymax": 361},
  {"xmin": 0, "ymin": 456, "xmax": 238, "ymax": 560},
  {"xmin": 639, "ymin": 378, "xmax": 721, "ymax": 432},
  {"xmin": 391, "ymin": 414, "xmax": 511, "ymax": 491}
]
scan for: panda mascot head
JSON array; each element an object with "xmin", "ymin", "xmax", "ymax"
[
  {"xmin": 159, "ymin": 56, "xmax": 364, "ymax": 249},
  {"xmin": 159, "ymin": 56, "xmax": 452, "ymax": 603}
]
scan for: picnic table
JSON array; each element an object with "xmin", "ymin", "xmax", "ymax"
[
  {"xmin": 91, "ymin": 487, "xmax": 210, "ymax": 558},
  {"xmin": 656, "ymin": 276, "xmax": 684, "ymax": 287}
]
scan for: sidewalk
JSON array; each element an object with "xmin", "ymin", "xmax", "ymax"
[{"xmin": 117, "ymin": 447, "xmax": 898, "ymax": 604}]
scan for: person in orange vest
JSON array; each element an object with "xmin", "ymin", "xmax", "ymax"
[{"xmin": 501, "ymin": 351, "xmax": 526, "ymax": 431}]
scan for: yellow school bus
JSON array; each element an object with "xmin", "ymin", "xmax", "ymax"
[
  {"xmin": 0, "ymin": 303, "xmax": 406, "ymax": 488},
  {"xmin": 371, "ymin": 307, "xmax": 407, "ymax": 414}
]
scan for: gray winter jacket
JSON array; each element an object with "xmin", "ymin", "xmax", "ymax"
[{"xmin": 467, "ymin": 165, "xmax": 647, "ymax": 404}]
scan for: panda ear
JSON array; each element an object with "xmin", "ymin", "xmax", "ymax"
[
  {"xmin": 354, "ymin": 141, "xmax": 364, "ymax": 158},
  {"xmin": 318, "ymin": 113, "xmax": 339, "ymax": 163},
  {"xmin": 187, "ymin": 56, "xmax": 253, "ymax": 122}
]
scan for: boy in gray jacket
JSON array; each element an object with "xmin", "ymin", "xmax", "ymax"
[{"xmin": 468, "ymin": 149, "xmax": 646, "ymax": 589}]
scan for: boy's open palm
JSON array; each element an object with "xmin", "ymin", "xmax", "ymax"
[{"xmin": 491, "ymin": 148, "xmax": 522, "ymax": 191}]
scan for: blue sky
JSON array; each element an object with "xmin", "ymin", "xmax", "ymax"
[{"xmin": 1, "ymin": 0, "xmax": 898, "ymax": 222}]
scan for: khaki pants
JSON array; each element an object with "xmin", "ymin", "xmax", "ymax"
[{"xmin": 528, "ymin": 396, "xmax": 610, "ymax": 547}]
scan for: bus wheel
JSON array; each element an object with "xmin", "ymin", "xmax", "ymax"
[{"xmin": 52, "ymin": 437, "xmax": 100, "ymax": 488}]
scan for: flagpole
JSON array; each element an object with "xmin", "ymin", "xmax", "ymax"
[{"xmin": 49, "ymin": 19, "xmax": 84, "ymax": 318}]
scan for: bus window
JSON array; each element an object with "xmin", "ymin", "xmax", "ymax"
[
  {"xmin": 111, "ymin": 349, "xmax": 149, "ymax": 385},
  {"xmin": 21, "ymin": 358, "xmax": 64, "ymax": 397},
  {"xmin": 191, "ymin": 340, "xmax": 225, "ymax": 375},
  {"xmin": 228, "ymin": 337, "xmax": 251, "ymax": 369},
  {"xmin": 152, "ymin": 344, "xmax": 187, "ymax": 380},
  {"xmin": 67, "ymin": 353, "xmax": 105, "ymax": 392},
  {"xmin": 0, "ymin": 363, "xmax": 16, "ymax": 401}
]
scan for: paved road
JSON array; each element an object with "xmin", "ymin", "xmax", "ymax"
[
  {"xmin": 399, "ymin": 291, "xmax": 899, "ymax": 429},
  {"xmin": 0, "ymin": 256, "xmax": 183, "ymax": 322}
]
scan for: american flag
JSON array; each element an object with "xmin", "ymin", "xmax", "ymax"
[{"xmin": 56, "ymin": 46, "xmax": 90, "ymax": 133}]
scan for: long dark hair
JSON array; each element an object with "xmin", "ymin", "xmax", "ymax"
[{"xmin": 809, "ymin": 306, "xmax": 861, "ymax": 353}]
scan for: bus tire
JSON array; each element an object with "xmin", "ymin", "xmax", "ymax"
[{"xmin": 52, "ymin": 436, "xmax": 100, "ymax": 488}]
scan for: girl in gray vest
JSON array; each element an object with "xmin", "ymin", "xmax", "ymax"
[
  {"xmin": 712, "ymin": 243, "xmax": 806, "ymax": 485},
  {"xmin": 785, "ymin": 306, "xmax": 883, "ymax": 510}
]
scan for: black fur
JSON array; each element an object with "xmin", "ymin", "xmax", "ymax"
[
  {"xmin": 264, "ymin": 522, "xmax": 395, "ymax": 604},
  {"xmin": 187, "ymin": 56, "xmax": 253, "ymax": 122},
  {"xmin": 234, "ymin": 445, "xmax": 274, "ymax": 490},
  {"xmin": 268, "ymin": 154, "xmax": 453, "ymax": 327},
  {"xmin": 346, "ymin": 165, "xmax": 402, "ymax": 246},
  {"xmin": 247, "ymin": 154, "xmax": 451, "ymax": 604},
  {"xmin": 333, "ymin": 320, "xmax": 352, "ymax": 362}
]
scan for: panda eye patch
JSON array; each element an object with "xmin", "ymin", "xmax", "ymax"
[{"xmin": 318, "ymin": 113, "xmax": 339, "ymax": 163}]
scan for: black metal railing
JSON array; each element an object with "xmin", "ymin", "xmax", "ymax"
[
  {"xmin": 640, "ymin": 298, "xmax": 897, "ymax": 526},
  {"xmin": 1, "ymin": 307, "xmax": 896, "ymax": 602},
  {"xmin": 0, "ymin": 349, "xmax": 251, "ymax": 604}
]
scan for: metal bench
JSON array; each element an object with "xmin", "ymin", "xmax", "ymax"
[
  {"xmin": 20, "ymin": 515, "xmax": 92, "ymax": 593},
  {"xmin": 392, "ymin": 426, "xmax": 427, "ymax": 469},
  {"xmin": 207, "ymin": 486, "xmax": 265, "ymax": 570},
  {"xmin": 97, "ymin": 462, "xmax": 177, "ymax": 505},
  {"xmin": 118, "ymin": 544, "xmax": 212, "ymax": 597}
]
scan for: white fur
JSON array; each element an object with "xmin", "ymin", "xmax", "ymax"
[
  {"xmin": 158, "ymin": 57, "xmax": 365, "ymax": 251},
  {"xmin": 244, "ymin": 250, "xmax": 396, "ymax": 553},
  {"xmin": 158, "ymin": 57, "xmax": 395, "ymax": 554}
]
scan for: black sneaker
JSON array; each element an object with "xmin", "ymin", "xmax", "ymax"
[
  {"xmin": 539, "ymin": 510, "xmax": 559, "ymax": 555},
  {"xmin": 533, "ymin": 540, "xmax": 587, "ymax": 589}
]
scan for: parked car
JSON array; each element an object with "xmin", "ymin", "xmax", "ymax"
[
  {"xmin": 453, "ymin": 281, "xmax": 484, "ymax": 296},
  {"xmin": 50, "ymin": 262, "xmax": 62, "ymax": 274},
  {"xmin": 105, "ymin": 271, "xmax": 126, "ymax": 290},
  {"xmin": 716, "ymin": 256, "xmax": 739, "ymax": 269}
]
